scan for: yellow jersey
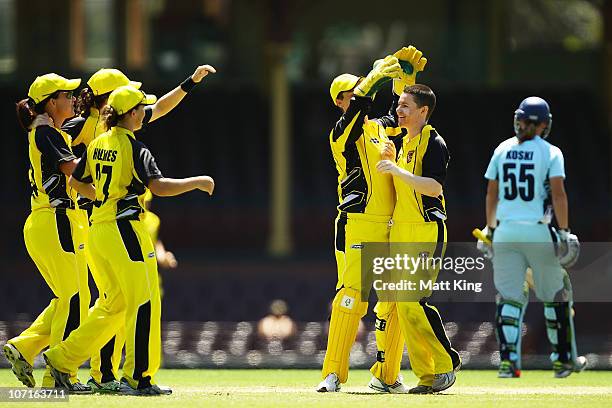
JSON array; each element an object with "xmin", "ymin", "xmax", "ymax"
[
  {"xmin": 27, "ymin": 125, "xmax": 78, "ymax": 211},
  {"xmin": 329, "ymin": 96, "xmax": 403, "ymax": 217},
  {"xmin": 72, "ymin": 126, "xmax": 163, "ymax": 224},
  {"xmin": 392, "ymin": 125, "xmax": 450, "ymax": 223}
]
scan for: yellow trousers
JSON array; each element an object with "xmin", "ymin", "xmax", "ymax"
[
  {"xmin": 9, "ymin": 209, "xmax": 89, "ymax": 385},
  {"xmin": 390, "ymin": 221, "xmax": 460, "ymax": 386},
  {"xmin": 44, "ymin": 219, "xmax": 161, "ymax": 388}
]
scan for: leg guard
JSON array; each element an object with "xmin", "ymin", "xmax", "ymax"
[
  {"xmin": 495, "ymin": 299, "xmax": 525, "ymax": 365},
  {"xmin": 322, "ymin": 287, "xmax": 368, "ymax": 384},
  {"xmin": 369, "ymin": 302, "xmax": 404, "ymax": 385},
  {"xmin": 544, "ymin": 302, "xmax": 576, "ymax": 364}
]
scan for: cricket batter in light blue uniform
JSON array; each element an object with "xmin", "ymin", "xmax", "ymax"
[{"xmin": 483, "ymin": 96, "xmax": 586, "ymax": 378}]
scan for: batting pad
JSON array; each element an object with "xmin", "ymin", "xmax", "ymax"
[
  {"xmin": 370, "ymin": 302, "xmax": 404, "ymax": 385},
  {"xmin": 322, "ymin": 287, "xmax": 368, "ymax": 383}
]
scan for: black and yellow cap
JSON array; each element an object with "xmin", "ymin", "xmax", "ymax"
[
  {"xmin": 28, "ymin": 73, "xmax": 81, "ymax": 104},
  {"xmin": 87, "ymin": 68, "xmax": 141, "ymax": 96},
  {"xmin": 108, "ymin": 85, "xmax": 157, "ymax": 115}
]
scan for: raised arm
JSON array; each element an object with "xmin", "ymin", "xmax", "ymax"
[{"xmin": 147, "ymin": 65, "xmax": 216, "ymax": 124}]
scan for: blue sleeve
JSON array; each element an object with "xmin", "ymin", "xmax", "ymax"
[
  {"xmin": 484, "ymin": 149, "xmax": 499, "ymax": 180},
  {"xmin": 548, "ymin": 147, "xmax": 565, "ymax": 178}
]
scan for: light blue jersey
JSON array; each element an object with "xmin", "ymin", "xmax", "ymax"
[{"xmin": 485, "ymin": 136, "xmax": 565, "ymax": 223}]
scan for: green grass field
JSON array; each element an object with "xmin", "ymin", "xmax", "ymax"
[{"xmin": 1, "ymin": 369, "xmax": 612, "ymax": 407}]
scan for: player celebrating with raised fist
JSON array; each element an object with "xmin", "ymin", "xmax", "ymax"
[
  {"xmin": 483, "ymin": 96, "xmax": 586, "ymax": 378},
  {"xmin": 43, "ymin": 85, "xmax": 214, "ymax": 395},
  {"xmin": 61, "ymin": 64, "xmax": 215, "ymax": 393}
]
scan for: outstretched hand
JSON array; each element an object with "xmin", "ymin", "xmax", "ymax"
[{"xmin": 191, "ymin": 65, "xmax": 217, "ymax": 83}]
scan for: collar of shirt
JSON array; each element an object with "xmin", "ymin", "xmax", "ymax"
[{"xmin": 113, "ymin": 126, "xmax": 136, "ymax": 139}]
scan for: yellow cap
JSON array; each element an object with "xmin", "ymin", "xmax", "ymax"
[
  {"xmin": 87, "ymin": 68, "xmax": 141, "ymax": 96},
  {"xmin": 28, "ymin": 73, "xmax": 81, "ymax": 104},
  {"xmin": 108, "ymin": 85, "xmax": 157, "ymax": 115},
  {"xmin": 329, "ymin": 73, "xmax": 360, "ymax": 104}
]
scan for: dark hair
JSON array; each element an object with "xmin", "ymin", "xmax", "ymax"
[
  {"xmin": 404, "ymin": 84, "xmax": 436, "ymax": 121},
  {"xmin": 102, "ymin": 105, "xmax": 120, "ymax": 130},
  {"xmin": 16, "ymin": 97, "xmax": 50, "ymax": 131},
  {"xmin": 75, "ymin": 87, "xmax": 110, "ymax": 117},
  {"xmin": 102, "ymin": 105, "xmax": 138, "ymax": 130}
]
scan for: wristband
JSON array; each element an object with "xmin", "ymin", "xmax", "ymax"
[{"xmin": 180, "ymin": 77, "xmax": 197, "ymax": 93}]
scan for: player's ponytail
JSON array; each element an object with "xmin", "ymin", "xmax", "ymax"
[
  {"xmin": 75, "ymin": 87, "xmax": 110, "ymax": 117},
  {"xmin": 16, "ymin": 98, "xmax": 46, "ymax": 131},
  {"xmin": 102, "ymin": 105, "xmax": 120, "ymax": 130}
]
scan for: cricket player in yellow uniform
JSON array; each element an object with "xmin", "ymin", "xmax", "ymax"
[
  {"xmin": 3, "ymin": 74, "xmax": 91, "ymax": 393},
  {"xmin": 318, "ymin": 48, "xmax": 428, "ymax": 393},
  {"xmin": 43, "ymin": 85, "xmax": 215, "ymax": 395},
  {"xmin": 60, "ymin": 66, "xmax": 214, "ymax": 393},
  {"xmin": 377, "ymin": 84, "xmax": 461, "ymax": 393}
]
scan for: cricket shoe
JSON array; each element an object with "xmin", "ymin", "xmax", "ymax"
[
  {"xmin": 3, "ymin": 343, "xmax": 35, "ymax": 387},
  {"xmin": 368, "ymin": 375, "xmax": 409, "ymax": 393},
  {"xmin": 42, "ymin": 353, "xmax": 92, "ymax": 394},
  {"xmin": 118, "ymin": 378, "xmax": 172, "ymax": 396},
  {"xmin": 316, "ymin": 373, "xmax": 341, "ymax": 392},
  {"xmin": 87, "ymin": 377, "xmax": 121, "ymax": 394},
  {"xmin": 498, "ymin": 360, "xmax": 521, "ymax": 378},
  {"xmin": 554, "ymin": 356, "xmax": 588, "ymax": 378},
  {"xmin": 408, "ymin": 384, "xmax": 433, "ymax": 394},
  {"xmin": 432, "ymin": 370, "xmax": 456, "ymax": 392}
]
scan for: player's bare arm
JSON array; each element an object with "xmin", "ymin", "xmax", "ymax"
[
  {"xmin": 486, "ymin": 179, "xmax": 499, "ymax": 229},
  {"xmin": 68, "ymin": 175, "xmax": 96, "ymax": 201},
  {"xmin": 58, "ymin": 159, "xmax": 79, "ymax": 177},
  {"xmin": 148, "ymin": 64, "xmax": 217, "ymax": 123},
  {"xmin": 376, "ymin": 159, "xmax": 442, "ymax": 197},
  {"xmin": 549, "ymin": 176, "xmax": 568, "ymax": 229},
  {"xmin": 149, "ymin": 175, "xmax": 215, "ymax": 197}
]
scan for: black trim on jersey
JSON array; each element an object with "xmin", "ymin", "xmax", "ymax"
[
  {"xmin": 61, "ymin": 116, "xmax": 86, "ymax": 139},
  {"xmin": 117, "ymin": 219, "xmax": 144, "ymax": 262},
  {"xmin": 72, "ymin": 150, "xmax": 93, "ymax": 183},
  {"xmin": 421, "ymin": 131, "xmax": 449, "ymax": 186},
  {"xmin": 390, "ymin": 129, "xmax": 407, "ymax": 160},
  {"xmin": 335, "ymin": 212, "xmax": 348, "ymax": 252},
  {"xmin": 34, "ymin": 127, "xmax": 76, "ymax": 208},
  {"xmin": 422, "ymin": 196, "xmax": 447, "ymax": 222},
  {"xmin": 35, "ymin": 126, "xmax": 76, "ymax": 166},
  {"xmin": 55, "ymin": 212, "xmax": 75, "ymax": 253},
  {"xmin": 100, "ymin": 336, "xmax": 117, "ymax": 383},
  {"xmin": 62, "ymin": 293, "xmax": 80, "ymax": 340},
  {"xmin": 338, "ymin": 145, "xmax": 368, "ymax": 213},
  {"xmin": 420, "ymin": 300, "xmax": 461, "ymax": 369},
  {"xmin": 412, "ymin": 133, "xmax": 425, "ymax": 218},
  {"xmin": 128, "ymin": 138, "xmax": 163, "ymax": 186},
  {"xmin": 376, "ymin": 93, "xmax": 400, "ymax": 128},
  {"xmin": 134, "ymin": 300, "xmax": 152, "ymax": 388},
  {"xmin": 331, "ymin": 96, "xmax": 371, "ymax": 143},
  {"xmin": 433, "ymin": 221, "xmax": 445, "ymax": 259}
]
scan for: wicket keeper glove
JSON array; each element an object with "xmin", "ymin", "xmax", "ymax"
[
  {"xmin": 354, "ymin": 55, "xmax": 401, "ymax": 98},
  {"xmin": 391, "ymin": 45, "xmax": 427, "ymax": 96}
]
